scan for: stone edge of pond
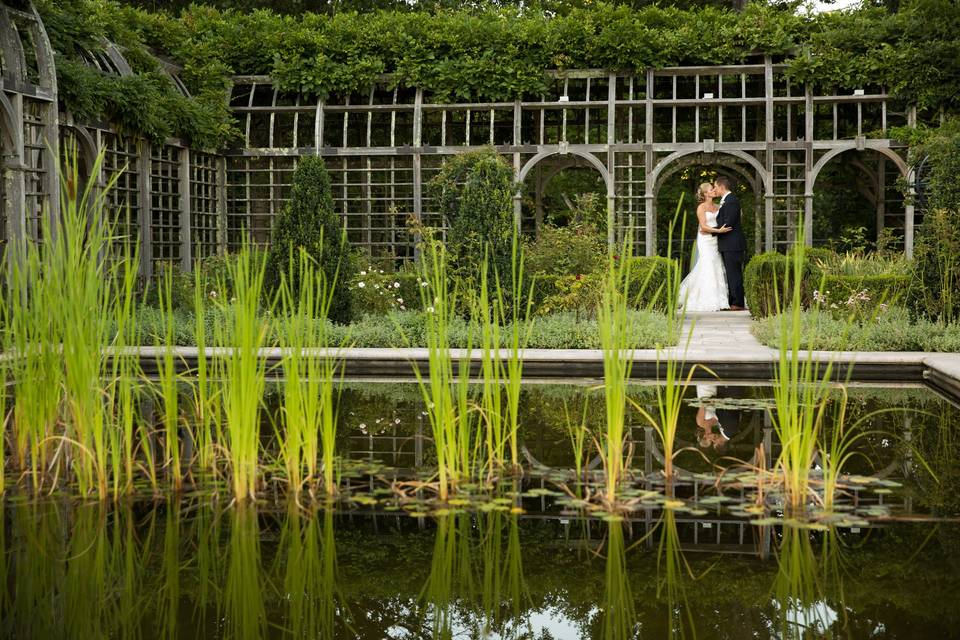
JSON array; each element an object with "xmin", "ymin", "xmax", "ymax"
[{"xmin": 121, "ymin": 346, "xmax": 960, "ymax": 400}]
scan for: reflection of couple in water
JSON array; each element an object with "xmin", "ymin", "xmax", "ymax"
[{"xmin": 695, "ymin": 385, "xmax": 743, "ymax": 452}]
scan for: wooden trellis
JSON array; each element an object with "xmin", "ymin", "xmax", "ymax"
[
  {"xmin": 0, "ymin": 1, "xmax": 923, "ymax": 279},
  {"xmin": 227, "ymin": 60, "xmax": 918, "ymax": 260}
]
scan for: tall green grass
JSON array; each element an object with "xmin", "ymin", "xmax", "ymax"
[
  {"xmin": 12, "ymin": 148, "xmax": 140, "ymax": 499},
  {"xmin": 597, "ymin": 235, "xmax": 637, "ymax": 504},
  {"xmin": 277, "ymin": 249, "xmax": 344, "ymax": 497},
  {"xmin": 497, "ymin": 234, "xmax": 535, "ymax": 470},
  {"xmin": 412, "ymin": 236, "xmax": 477, "ymax": 500},
  {"xmin": 213, "ymin": 245, "xmax": 271, "ymax": 501},
  {"xmin": 190, "ymin": 266, "xmax": 219, "ymax": 479},
  {"xmin": 770, "ymin": 239, "xmax": 838, "ymax": 513},
  {"xmin": 155, "ymin": 268, "xmax": 183, "ymax": 491}
]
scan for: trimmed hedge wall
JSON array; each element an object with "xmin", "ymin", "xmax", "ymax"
[{"xmin": 745, "ymin": 248, "xmax": 910, "ymax": 318}]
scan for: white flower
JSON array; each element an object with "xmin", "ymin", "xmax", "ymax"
[
  {"xmin": 375, "ymin": 418, "xmax": 381, "ymax": 424},
  {"xmin": 374, "ymin": 284, "xmax": 380, "ymax": 289},
  {"xmin": 396, "ymin": 297, "xmax": 403, "ymax": 304},
  {"xmin": 420, "ymin": 281, "xmax": 428, "ymax": 287},
  {"xmin": 393, "ymin": 282, "xmax": 400, "ymax": 288},
  {"xmin": 358, "ymin": 282, "xmax": 365, "ymax": 288},
  {"xmin": 359, "ymin": 423, "xmax": 366, "ymax": 429},
  {"xmin": 426, "ymin": 306, "xmax": 435, "ymax": 313},
  {"xmin": 360, "ymin": 270, "xmax": 367, "ymax": 276},
  {"xmin": 394, "ymin": 418, "xmax": 401, "ymax": 424},
  {"xmin": 209, "ymin": 290, "xmax": 218, "ymax": 299},
  {"xmin": 399, "ymin": 305, "xmax": 406, "ymax": 310},
  {"xmin": 379, "ymin": 270, "xmax": 384, "ymax": 274},
  {"xmin": 881, "ymin": 438, "xmax": 890, "ymax": 447}
]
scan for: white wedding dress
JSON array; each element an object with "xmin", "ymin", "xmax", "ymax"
[{"xmin": 677, "ymin": 209, "xmax": 729, "ymax": 312}]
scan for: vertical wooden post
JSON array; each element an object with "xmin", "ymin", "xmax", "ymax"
[
  {"xmin": 179, "ymin": 147, "xmax": 192, "ymax": 271},
  {"xmin": 607, "ymin": 72, "xmax": 616, "ymax": 250},
  {"xmin": 216, "ymin": 155, "xmax": 228, "ymax": 255},
  {"xmin": 876, "ymin": 157, "xmax": 886, "ymax": 240},
  {"xmin": 644, "ymin": 68, "xmax": 655, "ymax": 256},
  {"xmin": 138, "ymin": 139, "xmax": 153, "ymax": 280}
]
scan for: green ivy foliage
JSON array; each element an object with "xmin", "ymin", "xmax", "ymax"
[
  {"xmin": 36, "ymin": 0, "xmax": 960, "ymax": 147},
  {"xmin": 37, "ymin": 0, "xmax": 237, "ymax": 148}
]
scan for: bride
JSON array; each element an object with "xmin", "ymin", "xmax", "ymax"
[{"xmin": 677, "ymin": 182, "xmax": 732, "ymax": 312}]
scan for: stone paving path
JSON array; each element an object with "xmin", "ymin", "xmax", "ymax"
[{"xmin": 679, "ymin": 310, "xmax": 766, "ymax": 353}]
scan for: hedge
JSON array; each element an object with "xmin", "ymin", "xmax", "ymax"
[
  {"xmin": 529, "ymin": 255, "xmax": 675, "ymax": 316},
  {"xmin": 743, "ymin": 252, "xmax": 819, "ymax": 318}
]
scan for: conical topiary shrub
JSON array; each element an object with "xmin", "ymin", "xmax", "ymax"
[{"xmin": 264, "ymin": 155, "xmax": 354, "ymax": 322}]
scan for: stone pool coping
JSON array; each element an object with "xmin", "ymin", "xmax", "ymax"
[{"xmin": 129, "ymin": 345, "xmax": 960, "ymax": 401}]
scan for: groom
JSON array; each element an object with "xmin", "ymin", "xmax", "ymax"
[{"xmin": 714, "ymin": 175, "xmax": 747, "ymax": 311}]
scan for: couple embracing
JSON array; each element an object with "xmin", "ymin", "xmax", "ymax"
[{"xmin": 677, "ymin": 175, "xmax": 747, "ymax": 313}]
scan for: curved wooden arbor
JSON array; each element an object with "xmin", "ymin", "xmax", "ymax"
[{"xmin": 228, "ymin": 59, "xmax": 917, "ymax": 260}]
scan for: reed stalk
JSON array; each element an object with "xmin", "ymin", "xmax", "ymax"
[
  {"xmin": 55, "ymin": 148, "xmax": 135, "ymax": 499},
  {"xmin": 278, "ymin": 248, "xmax": 344, "ymax": 497},
  {"xmin": 191, "ymin": 267, "xmax": 218, "ymax": 478},
  {"xmin": 107, "ymin": 242, "xmax": 141, "ymax": 498},
  {"xmin": 412, "ymin": 235, "xmax": 473, "ymax": 500},
  {"xmin": 214, "ymin": 245, "xmax": 271, "ymax": 501},
  {"xmin": 477, "ymin": 257, "xmax": 505, "ymax": 477},
  {"xmin": 496, "ymin": 233, "xmax": 535, "ymax": 470},
  {"xmin": 771, "ymin": 239, "xmax": 836, "ymax": 513},
  {"xmin": 597, "ymin": 235, "xmax": 636, "ymax": 504},
  {"xmin": 155, "ymin": 268, "xmax": 183, "ymax": 491}
]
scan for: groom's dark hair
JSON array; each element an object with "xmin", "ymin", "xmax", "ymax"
[{"xmin": 715, "ymin": 175, "xmax": 735, "ymax": 192}]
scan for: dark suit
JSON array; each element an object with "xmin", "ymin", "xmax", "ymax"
[
  {"xmin": 715, "ymin": 192, "xmax": 747, "ymax": 308},
  {"xmin": 715, "ymin": 386, "xmax": 745, "ymax": 442}
]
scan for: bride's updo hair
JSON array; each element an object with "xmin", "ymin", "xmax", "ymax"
[{"xmin": 696, "ymin": 182, "xmax": 713, "ymax": 204}]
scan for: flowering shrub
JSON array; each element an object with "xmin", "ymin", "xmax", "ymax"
[
  {"xmin": 811, "ymin": 273, "xmax": 908, "ymax": 320},
  {"xmin": 349, "ymin": 263, "xmax": 423, "ymax": 316}
]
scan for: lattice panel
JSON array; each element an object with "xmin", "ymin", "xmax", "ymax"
[
  {"xmin": 614, "ymin": 151, "xmax": 647, "ymax": 256},
  {"xmin": 22, "ymin": 99, "xmax": 47, "ymax": 241},
  {"xmin": 226, "ymin": 156, "xmax": 294, "ymax": 249},
  {"xmin": 771, "ymin": 150, "xmax": 805, "ymax": 250},
  {"xmin": 150, "ymin": 145, "xmax": 181, "ymax": 264},
  {"xmin": 190, "ymin": 152, "xmax": 220, "ymax": 259},
  {"xmin": 328, "ymin": 155, "xmax": 416, "ymax": 259},
  {"xmin": 103, "ymin": 133, "xmax": 140, "ymax": 252}
]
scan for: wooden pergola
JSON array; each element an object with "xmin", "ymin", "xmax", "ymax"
[
  {"xmin": 227, "ymin": 60, "xmax": 916, "ymax": 260},
  {"xmin": 0, "ymin": 0, "xmax": 919, "ymax": 278}
]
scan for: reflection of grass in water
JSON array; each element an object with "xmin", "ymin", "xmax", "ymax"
[
  {"xmin": 657, "ymin": 509, "xmax": 698, "ymax": 639},
  {"xmin": 420, "ymin": 514, "xmax": 476, "ymax": 639},
  {"xmin": 478, "ymin": 511, "xmax": 528, "ymax": 636},
  {"xmin": 158, "ymin": 502, "xmax": 182, "ymax": 639},
  {"xmin": 225, "ymin": 506, "xmax": 266, "ymax": 640},
  {"xmin": 282, "ymin": 506, "xmax": 344, "ymax": 638},
  {"xmin": 601, "ymin": 521, "xmax": 637, "ymax": 640},
  {"xmin": 773, "ymin": 525, "xmax": 848, "ymax": 639}
]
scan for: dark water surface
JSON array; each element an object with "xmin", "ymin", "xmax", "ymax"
[{"xmin": 3, "ymin": 381, "xmax": 960, "ymax": 639}]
